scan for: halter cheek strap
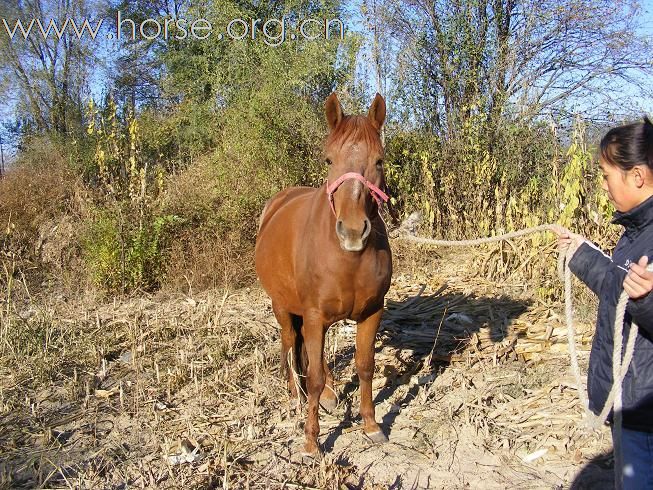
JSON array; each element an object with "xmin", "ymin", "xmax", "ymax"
[{"xmin": 326, "ymin": 172, "xmax": 390, "ymax": 216}]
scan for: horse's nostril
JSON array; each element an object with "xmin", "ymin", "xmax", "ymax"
[
  {"xmin": 362, "ymin": 219, "xmax": 371, "ymax": 237},
  {"xmin": 336, "ymin": 220, "xmax": 344, "ymax": 236}
]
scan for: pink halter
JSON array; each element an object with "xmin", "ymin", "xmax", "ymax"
[{"xmin": 326, "ymin": 172, "xmax": 389, "ymax": 216}]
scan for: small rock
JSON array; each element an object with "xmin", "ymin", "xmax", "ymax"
[
  {"xmin": 154, "ymin": 401, "xmax": 169, "ymax": 411},
  {"xmin": 446, "ymin": 313, "xmax": 473, "ymax": 325},
  {"xmin": 166, "ymin": 438, "xmax": 202, "ymax": 465},
  {"xmin": 18, "ymin": 308, "xmax": 37, "ymax": 320},
  {"xmin": 119, "ymin": 351, "xmax": 133, "ymax": 364}
]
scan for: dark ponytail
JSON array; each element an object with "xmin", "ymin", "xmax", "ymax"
[
  {"xmin": 644, "ymin": 116, "xmax": 653, "ymax": 169},
  {"xmin": 600, "ymin": 116, "xmax": 653, "ymax": 171}
]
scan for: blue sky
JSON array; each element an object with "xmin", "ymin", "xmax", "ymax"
[{"xmin": 631, "ymin": 0, "xmax": 653, "ymax": 113}]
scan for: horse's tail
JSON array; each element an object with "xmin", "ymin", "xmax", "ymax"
[{"xmin": 291, "ymin": 314, "xmax": 308, "ymax": 396}]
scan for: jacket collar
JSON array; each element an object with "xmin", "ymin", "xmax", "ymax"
[{"xmin": 612, "ymin": 194, "xmax": 653, "ymax": 231}]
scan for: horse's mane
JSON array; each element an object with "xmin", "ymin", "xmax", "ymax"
[{"xmin": 325, "ymin": 115, "xmax": 383, "ymax": 154}]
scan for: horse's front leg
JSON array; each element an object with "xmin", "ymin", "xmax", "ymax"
[
  {"xmin": 356, "ymin": 308, "xmax": 388, "ymax": 443},
  {"xmin": 302, "ymin": 311, "xmax": 327, "ymax": 456}
]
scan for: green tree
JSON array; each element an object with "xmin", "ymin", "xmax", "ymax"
[
  {"xmin": 0, "ymin": 0, "xmax": 99, "ymax": 137},
  {"xmin": 161, "ymin": 0, "xmax": 350, "ymax": 183}
]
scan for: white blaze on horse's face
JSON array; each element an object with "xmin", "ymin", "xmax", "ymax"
[
  {"xmin": 332, "ymin": 141, "xmax": 380, "ymax": 252},
  {"xmin": 351, "ymin": 178, "xmax": 363, "ymax": 201}
]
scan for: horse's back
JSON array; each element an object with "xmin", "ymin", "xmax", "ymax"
[{"xmin": 257, "ymin": 186, "xmax": 315, "ymax": 236}]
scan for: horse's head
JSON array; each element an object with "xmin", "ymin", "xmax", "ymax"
[{"xmin": 324, "ymin": 93, "xmax": 387, "ymax": 252}]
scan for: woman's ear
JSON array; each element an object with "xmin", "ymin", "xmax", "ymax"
[
  {"xmin": 633, "ymin": 165, "xmax": 652, "ymax": 188},
  {"xmin": 646, "ymin": 166, "xmax": 653, "ymax": 187}
]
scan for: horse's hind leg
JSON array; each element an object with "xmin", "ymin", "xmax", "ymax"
[
  {"xmin": 272, "ymin": 302, "xmax": 300, "ymax": 402},
  {"xmin": 302, "ymin": 311, "xmax": 327, "ymax": 456},
  {"xmin": 320, "ymin": 357, "xmax": 337, "ymax": 412}
]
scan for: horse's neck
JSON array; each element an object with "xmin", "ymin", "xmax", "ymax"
[{"xmin": 310, "ymin": 186, "xmax": 337, "ymax": 240}]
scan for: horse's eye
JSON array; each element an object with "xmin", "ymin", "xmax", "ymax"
[
  {"xmin": 325, "ymin": 158, "xmax": 333, "ymax": 165},
  {"xmin": 376, "ymin": 159, "xmax": 384, "ymax": 168}
]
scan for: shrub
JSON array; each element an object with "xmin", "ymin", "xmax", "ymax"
[{"xmin": 81, "ymin": 205, "xmax": 179, "ymax": 293}]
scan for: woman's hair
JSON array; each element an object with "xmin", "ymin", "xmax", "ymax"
[{"xmin": 600, "ymin": 116, "xmax": 653, "ymax": 171}]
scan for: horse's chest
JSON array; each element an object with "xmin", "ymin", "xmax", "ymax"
[
  {"xmin": 319, "ymin": 256, "xmax": 391, "ymax": 321},
  {"xmin": 353, "ymin": 266, "xmax": 390, "ymax": 298}
]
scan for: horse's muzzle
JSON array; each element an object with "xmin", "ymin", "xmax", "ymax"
[{"xmin": 336, "ymin": 218, "xmax": 371, "ymax": 252}]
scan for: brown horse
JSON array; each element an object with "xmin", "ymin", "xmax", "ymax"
[{"xmin": 255, "ymin": 93, "xmax": 393, "ymax": 456}]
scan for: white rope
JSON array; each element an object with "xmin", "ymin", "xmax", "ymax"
[
  {"xmin": 398, "ymin": 224, "xmax": 555, "ymax": 247},
  {"xmin": 562, "ymin": 241, "xmax": 590, "ymax": 415}
]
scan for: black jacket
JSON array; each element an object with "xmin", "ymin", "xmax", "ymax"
[{"xmin": 569, "ymin": 195, "xmax": 653, "ymax": 432}]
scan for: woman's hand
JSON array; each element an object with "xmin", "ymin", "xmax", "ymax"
[
  {"xmin": 549, "ymin": 225, "xmax": 586, "ymax": 253},
  {"xmin": 624, "ymin": 255, "xmax": 653, "ymax": 300}
]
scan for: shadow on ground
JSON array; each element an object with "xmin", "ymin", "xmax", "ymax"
[
  {"xmin": 322, "ymin": 288, "xmax": 532, "ymax": 452},
  {"xmin": 570, "ymin": 451, "xmax": 614, "ymax": 489}
]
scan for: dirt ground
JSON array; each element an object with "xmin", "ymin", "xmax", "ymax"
[{"xmin": 0, "ymin": 246, "xmax": 615, "ymax": 489}]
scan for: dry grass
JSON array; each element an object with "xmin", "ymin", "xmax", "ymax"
[
  {"xmin": 158, "ymin": 152, "xmax": 263, "ymax": 294},
  {"xmin": 0, "ymin": 144, "xmax": 87, "ymax": 301},
  {"xmin": 0, "ymin": 147, "xmax": 79, "ymax": 241},
  {"xmin": 162, "ymin": 228, "xmax": 256, "ymax": 294},
  {"xmin": 0, "ymin": 243, "xmax": 613, "ymax": 489},
  {"xmin": 0, "ymin": 285, "xmax": 360, "ymax": 489}
]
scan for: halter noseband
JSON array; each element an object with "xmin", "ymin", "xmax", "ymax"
[{"xmin": 326, "ymin": 172, "xmax": 389, "ymax": 216}]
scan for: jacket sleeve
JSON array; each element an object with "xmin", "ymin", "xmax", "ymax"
[
  {"xmin": 627, "ymin": 292, "xmax": 653, "ymax": 335},
  {"xmin": 568, "ymin": 241, "xmax": 615, "ymax": 296},
  {"xmin": 626, "ymin": 253, "xmax": 653, "ymax": 335}
]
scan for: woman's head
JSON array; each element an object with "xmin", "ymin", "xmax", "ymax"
[{"xmin": 599, "ymin": 117, "xmax": 653, "ymax": 212}]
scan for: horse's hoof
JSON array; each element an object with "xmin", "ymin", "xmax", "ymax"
[
  {"xmin": 301, "ymin": 443, "xmax": 322, "ymax": 461},
  {"xmin": 364, "ymin": 430, "xmax": 389, "ymax": 444},
  {"xmin": 319, "ymin": 396, "xmax": 338, "ymax": 412}
]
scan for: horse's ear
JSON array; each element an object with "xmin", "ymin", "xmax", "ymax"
[
  {"xmin": 368, "ymin": 93, "xmax": 386, "ymax": 131},
  {"xmin": 325, "ymin": 93, "xmax": 344, "ymax": 130}
]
